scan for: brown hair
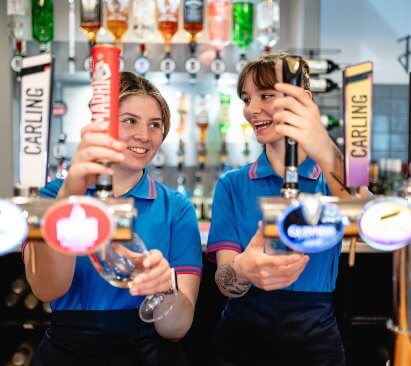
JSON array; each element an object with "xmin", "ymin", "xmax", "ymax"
[
  {"xmin": 119, "ymin": 72, "xmax": 171, "ymax": 140},
  {"xmin": 237, "ymin": 52, "xmax": 310, "ymax": 98}
]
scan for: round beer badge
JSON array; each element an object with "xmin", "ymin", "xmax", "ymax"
[
  {"xmin": 359, "ymin": 198, "xmax": 411, "ymax": 251},
  {"xmin": 0, "ymin": 199, "xmax": 29, "ymax": 256},
  {"xmin": 42, "ymin": 196, "xmax": 114, "ymax": 255},
  {"xmin": 277, "ymin": 201, "xmax": 344, "ymax": 253}
]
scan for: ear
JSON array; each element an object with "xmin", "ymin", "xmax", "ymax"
[{"xmin": 304, "ymin": 90, "xmax": 313, "ymax": 100}]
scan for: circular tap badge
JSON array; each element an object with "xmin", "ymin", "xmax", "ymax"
[
  {"xmin": 42, "ymin": 196, "xmax": 114, "ymax": 255},
  {"xmin": 210, "ymin": 57, "xmax": 226, "ymax": 75},
  {"xmin": 277, "ymin": 201, "xmax": 344, "ymax": 253},
  {"xmin": 185, "ymin": 56, "xmax": 202, "ymax": 75},
  {"xmin": 134, "ymin": 56, "xmax": 151, "ymax": 76},
  {"xmin": 0, "ymin": 199, "xmax": 29, "ymax": 256},
  {"xmin": 83, "ymin": 55, "xmax": 93, "ymax": 72},
  {"xmin": 359, "ymin": 198, "xmax": 411, "ymax": 251},
  {"xmin": 160, "ymin": 57, "xmax": 176, "ymax": 74}
]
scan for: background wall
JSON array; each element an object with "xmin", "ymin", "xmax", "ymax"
[{"xmin": 320, "ymin": 0, "xmax": 411, "ymax": 85}]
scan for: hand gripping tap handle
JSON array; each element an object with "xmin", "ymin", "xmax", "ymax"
[{"xmin": 281, "ymin": 56, "xmax": 304, "ymax": 198}]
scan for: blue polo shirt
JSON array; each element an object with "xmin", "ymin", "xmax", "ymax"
[
  {"xmin": 207, "ymin": 150, "xmax": 341, "ymax": 292},
  {"xmin": 37, "ymin": 170, "xmax": 202, "ymax": 311}
]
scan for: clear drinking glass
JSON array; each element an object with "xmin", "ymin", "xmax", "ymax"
[{"xmin": 89, "ymin": 233, "xmax": 178, "ymax": 322}]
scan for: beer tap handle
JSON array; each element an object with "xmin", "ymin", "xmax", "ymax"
[{"xmin": 348, "ymin": 236, "xmax": 356, "ymax": 267}]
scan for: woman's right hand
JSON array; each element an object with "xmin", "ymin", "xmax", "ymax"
[
  {"xmin": 58, "ymin": 122, "xmax": 126, "ymax": 198},
  {"xmin": 233, "ymin": 228, "xmax": 310, "ymax": 291}
]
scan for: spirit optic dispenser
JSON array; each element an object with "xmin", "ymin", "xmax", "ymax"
[
  {"xmin": 106, "ymin": 0, "xmax": 130, "ymax": 51},
  {"xmin": 80, "ymin": 0, "xmax": 102, "ymax": 50},
  {"xmin": 32, "ymin": 0, "xmax": 54, "ymax": 53},
  {"xmin": 255, "ymin": 0, "xmax": 280, "ymax": 53},
  {"xmin": 157, "ymin": 0, "xmax": 180, "ymax": 80},
  {"xmin": 183, "ymin": 0, "xmax": 204, "ymax": 82},
  {"xmin": 207, "ymin": 0, "xmax": 232, "ymax": 80},
  {"xmin": 131, "ymin": 0, "xmax": 156, "ymax": 76},
  {"xmin": 232, "ymin": 0, "xmax": 254, "ymax": 73},
  {"xmin": 7, "ymin": 0, "xmax": 31, "ymax": 59}
]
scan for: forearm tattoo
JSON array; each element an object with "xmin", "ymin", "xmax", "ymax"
[{"xmin": 215, "ymin": 264, "xmax": 251, "ymax": 298}]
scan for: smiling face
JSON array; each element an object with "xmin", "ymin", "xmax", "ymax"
[
  {"xmin": 240, "ymin": 61, "xmax": 284, "ymax": 145},
  {"xmin": 117, "ymin": 95, "xmax": 164, "ymax": 172}
]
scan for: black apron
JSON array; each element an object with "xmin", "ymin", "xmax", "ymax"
[
  {"xmin": 30, "ymin": 310, "xmax": 188, "ymax": 366},
  {"xmin": 209, "ymin": 288, "xmax": 346, "ymax": 366}
]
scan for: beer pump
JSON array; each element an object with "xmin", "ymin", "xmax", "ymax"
[
  {"xmin": 260, "ymin": 57, "xmax": 411, "ymax": 365},
  {"xmin": 0, "ymin": 46, "xmax": 135, "ymax": 270}
]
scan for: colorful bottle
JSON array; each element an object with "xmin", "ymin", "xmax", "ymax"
[
  {"xmin": 157, "ymin": 0, "xmax": 180, "ymax": 46},
  {"xmin": 219, "ymin": 92, "xmax": 231, "ymax": 142},
  {"xmin": 106, "ymin": 0, "xmax": 130, "ymax": 49},
  {"xmin": 80, "ymin": 0, "xmax": 102, "ymax": 48},
  {"xmin": 183, "ymin": 0, "xmax": 204, "ymax": 43},
  {"xmin": 207, "ymin": 0, "xmax": 231, "ymax": 51},
  {"xmin": 132, "ymin": 0, "xmax": 156, "ymax": 42},
  {"xmin": 368, "ymin": 162, "xmax": 384, "ymax": 195},
  {"xmin": 32, "ymin": 0, "xmax": 54, "ymax": 52},
  {"xmin": 255, "ymin": 0, "xmax": 279, "ymax": 50},
  {"xmin": 232, "ymin": 0, "xmax": 253, "ymax": 50},
  {"xmin": 7, "ymin": 0, "xmax": 31, "ymax": 55},
  {"xmin": 196, "ymin": 94, "xmax": 210, "ymax": 144},
  {"xmin": 320, "ymin": 114, "xmax": 341, "ymax": 130}
]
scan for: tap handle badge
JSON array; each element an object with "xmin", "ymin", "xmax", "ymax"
[{"xmin": 90, "ymin": 44, "xmax": 121, "ymax": 139}]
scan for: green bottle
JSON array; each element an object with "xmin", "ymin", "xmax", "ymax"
[
  {"xmin": 219, "ymin": 92, "xmax": 231, "ymax": 138},
  {"xmin": 32, "ymin": 0, "xmax": 54, "ymax": 52},
  {"xmin": 232, "ymin": 0, "xmax": 253, "ymax": 50}
]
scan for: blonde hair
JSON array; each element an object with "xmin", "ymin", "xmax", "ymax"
[
  {"xmin": 237, "ymin": 52, "xmax": 310, "ymax": 98},
  {"xmin": 119, "ymin": 72, "xmax": 171, "ymax": 140}
]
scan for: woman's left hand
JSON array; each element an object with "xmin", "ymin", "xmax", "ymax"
[
  {"xmin": 272, "ymin": 82, "xmax": 334, "ymax": 165},
  {"xmin": 128, "ymin": 249, "xmax": 172, "ymax": 296}
]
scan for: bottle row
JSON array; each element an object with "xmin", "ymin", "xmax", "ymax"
[
  {"xmin": 7, "ymin": 0, "xmax": 339, "ymax": 78},
  {"xmin": 3, "ymin": 276, "xmax": 52, "ymax": 315},
  {"xmin": 369, "ymin": 160, "xmax": 411, "ymax": 196}
]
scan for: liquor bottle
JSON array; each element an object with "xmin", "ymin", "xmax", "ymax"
[
  {"xmin": 106, "ymin": 0, "xmax": 130, "ymax": 49},
  {"xmin": 177, "ymin": 175, "xmax": 191, "ymax": 198},
  {"xmin": 383, "ymin": 159, "xmax": 393, "ymax": 194},
  {"xmin": 306, "ymin": 59, "xmax": 339, "ymax": 75},
  {"xmin": 397, "ymin": 163, "xmax": 411, "ymax": 201},
  {"xmin": 132, "ymin": 0, "xmax": 156, "ymax": 42},
  {"xmin": 157, "ymin": 0, "xmax": 180, "ymax": 46},
  {"xmin": 183, "ymin": 0, "xmax": 203, "ymax": 81},
  {"xmin": 32, "ymin": 0, "xmax": 54, "ymax": 53},
  {"xmin": 184, "ymin": 0, "xmax": 204, "ymax": 43},
  {"xmin": 192, "ymin": 171, "xmax": 205, "ymax": 219},
  {"xmin": 207, "ymin": 0, "xmax": 232, "ymax": 52},
  {"xmin": 219, "ymin": 92, "xmax": 231, "ymax": 144},
  {"xmin": 24, "ymin": 292, "xmax": 39, "ymax": 310},
  {"xmin": 80, "ymin": 0, "xmax": 102, "ymax": 49},
  {"xmin": 309, "ymin": 78, "xmax": 339, "ymax": 93},
  {"xmin": 232, "ymin": 0, "xmax": 254, "ymax": 51},
  {"xmin": 368, "ymin": 162, "xmax": 384, "ymax": 195},
  {"xmin": 379, "ymin": 158, "xmax": 387, "ymax": 183},
  {"xmin": 11, "ymin": 277, "xmax": 28, "ymax": 295},
  {"xmin": 391, "ymin": 159, "xmax": 404, "ymax": 194},
  {"xmin": 241, "ymin": 121, "xmax": 253, "ymax": 163},
  {"xmin": 255, "ymin": 0, "xmax": 279, "ymax": 51},
  {"xmin": 9, "ymin": 343, "xmax": 34, "ymax": 366},
  {"xmin": 7, "ymin": 0, "xmax": 31, "ymax": 56},
  {"xmin": 319, "ymin": 114, "xmax": 341, "ymax": 130},
  {"xmin": 195, "ymin": 94, "xmax": 209, "ymax": 144}
]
